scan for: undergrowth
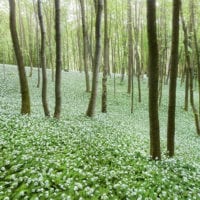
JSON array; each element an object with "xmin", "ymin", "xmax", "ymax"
[{"xmin": 0, "ymin": 65, "xmax": 200, "ymax": 199}]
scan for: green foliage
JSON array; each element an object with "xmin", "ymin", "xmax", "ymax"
[{"xmin": 0, "ymin": 65, "xmax": 200, "ymax": 199}]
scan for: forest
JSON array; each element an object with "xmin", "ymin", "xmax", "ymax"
[{"xmin": 1, "ymin": 0, "xmax": 200, "ymax": 199}]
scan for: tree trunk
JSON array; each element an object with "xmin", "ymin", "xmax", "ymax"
[
  {"xmin": 86, "ymin": 0, "xmax": 103, "ymax": 117},
  {"xmin": 102, "ymin": 0, "xmax": 108, "ymax": 113},
  {"xmin": 32, "ymin": 0, "xmax": 40, "ymax": 88},
  {"xmin": 79, "ymin": 0, "xmax": 90, "ymax": 92},
  {"xmin": 184, "ymin": 66, "xmax": 189, "ymax": 111},
  {"xmin": 181, "ymin": 5, "xmax": 200, "ymax": 135},
  {"xmin": 38, "ymin": 0, "xmax": 50, "ymax": 117},
  {"xmin": 127, "ymin": 0, "xmax": 133, "ymax": 94},
  {"xmin": 167, "ymin": 0, "xmax": 180, "ymax": 157},
  {"xmin": 134, "ymin": 0, "xmax": 142, "ymax": 103},
  {"xmin": 54, "ymin": 0, "xmax": 62, "ymax": 119},
  {"xmin": 191, "ymin": 0, "xmax": 200, "ymax": 115},
  {"xmin": 9, "ymin": 0, "xmax": 31, "ymax": 115},
  {"xmin": 146, "ymin": 0, "xmax": 161, "ymax": 160},
  {"xmin": 44, "ymin": 0, "xmax": 54, "ymax": 82}
]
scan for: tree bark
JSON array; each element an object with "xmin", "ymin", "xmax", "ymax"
[
  {"xmin": 38, "ymin": 0, "xmax": 50, "ymax": 117},
  {"xmin": 167, "ymin": 0, "xmax": 180, "ymax": 157},
  {"xmin": 146, "ymin": 0, "xmax": 161, "ymax": 160},
  {"xmin": 9, "ymin": 0, "xmax": 31, "ymax": 115},
  {"xmin": 181, "ymin": 5, "xmax": 200, "ymax": 135},
  {"xmin": 79, "ymin": 0, "xmax": 90, "ymax": 92},
  {"xmin": 86, "ymin": 0, "xmax": 103, "ymax": 117},
  {"xmin": 101, "ymin": 0, "xmax": 108, "ymax": 113},
  {"xmin": 54, "ymin": 0, "xmax": 62, "ymax": 119},
  {"xmin": 32, "ymin": 0, "xmax": 40, "ymax": 88},
  {"xmin": 127, "ymin": 0, "xmax": 133, "ymax": 94},
  {"xmin": 191, "ymin": 0, "xmax": 200, "ymax": 115}
]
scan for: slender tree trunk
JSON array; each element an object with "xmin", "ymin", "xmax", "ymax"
[
  {"xmin": 131, "ymin": 59, "xmax": 134, "ymax": 113},
  {"xmin": 111, "ymin": 39, "xmax": 116, "ymax": 97},
  {"xmin": 181, "ymin": 6, "xmax": 200, "ymax": 135},
  {"xmin": 32, "ymin": 0, "xmax": 40, "ymax": 88},
  {"xmin": 134, "ymin": 0, "xmax": 142, "ymax": 103},
  {"xmin": 120, "ymin": 67, "xmax": 125, "ymax": 83},
  {"xmin": 9, "ymin": 0, "xmax": 31, "ymax": 115},
  {"xmin": 44, "ymin": 0, "xmax": 54, "ymax": 82},
  {"xmin": 184, "ymin": 67, "xmax": 189, "ymax": 111},
  {"xmin": 127, "ymin": 0, "xmax": 133, "ymax": 94},
  {"xmin": 54, "ymin": 0, "xmax": 62, "ymax": 119},
  {"xmin": 146, "ymin": 0, "xmax": 161, "ymax": 160},
  {"xmin": 191, "ymin": 1, "xmax": 200, "ymax": 115},
  {"xmin": 86, "ymin": 0, "xmax": 103, "ymax": 117},
  {"xmin": 75, "ymin": 2, "xmax": 82, "ymax": 72},
  {"xmin": 79, "ymin": 0, "xmax": 90, "ymax": 92},
  {"xmin": 102, "ymin": 0, "xmax": 108, "ymax": 113},
  {"xmin": 20, "ymin": 7, "xmax": 33, "ymax": 76},
  {"xmin": 27, "ymin": 9, "xmax": 34, "ymax": 77},
  {"xmin": 167, "ymin": 0, "xmax": 180, "ymax": 157},
  {"xmin": 38, "ymin": 0, "xmax": 50, "ymax": 117}
]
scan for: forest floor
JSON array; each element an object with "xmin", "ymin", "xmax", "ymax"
[{"xmin": 0, "ymin": 65, "xmax": 200, "ymax": 199}]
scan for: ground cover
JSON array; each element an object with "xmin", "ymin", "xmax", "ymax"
[{"xmin": 0, "ymin": 65, "xmax": 200, "ymax": 199}]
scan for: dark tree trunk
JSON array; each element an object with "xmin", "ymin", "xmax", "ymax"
[
  {"xmin": 54, "ymin": 0, "xmax": 62, "ymax": 119},
  {"xmin": 38, "ymin": 0, "xmax": 50, "ymax": 117},
  {"xmin": 167, "ymin": 0, "xmax": 180, "ymax": 157},
  {"xmin": 79, "ymin": 0, "xmax": 90, "ymax": 92},
  {"xmin": 102, "ymin": 0, "xmax": 108, "ymax": 113},
  {"xmin": 86, "ymin": 0, "xmax": 103, "ymax": 117},
  {"xmin": 146, "ymin": 0, "xmax": 161, "ymax": 160},
  {"xmin": 9, "ymin": 0, "xmax": 31, "ymax": 115}
]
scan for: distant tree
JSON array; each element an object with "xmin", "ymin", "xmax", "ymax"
[
  {"xmin": 101, "ymin": 0, "xmax": 108, "ymax": 113},
  {"xmin": 181, "ymin": 4, "xmax": 200, "ymax": 135},
  {"xmin": 86, "ymin": 0, "xmax": 103, "ymax": 117},
  {"xmin": 54, "ymin": 0, "xmax": 62, "ymax": 119},
  {"xmin": 79, "ymin": 0, "xmax": 90, "ymax": 92},
  {"xmin": 43, "ymin": 0, "xmax": 55, "ymax": 82},
  {"xmin": 146, "ymin": 0, "xmax": 161, "ymax": 160},
  {"xmin": 8, "ymin": 0, "xmax": 31, "ymax": 115},
  {"xmin": 37, "ymin": 0, "xmax": 50, "ymax": 117},
  {"xmin": 134, "ymin": 0, "xmax": 142, "ymax": 104},
  {"xmin": 167, "ymin": 0, "xmax": 180, "ymax": 157},
  {"xmin": 32, "ymin": 0, "xmax": 40, "ymax": 88}
]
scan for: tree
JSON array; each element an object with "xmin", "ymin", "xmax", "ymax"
[
  {"xmin": 79, "ymin": 0, "xmax": 90, "ymax": 92},
  {"xmin": 37, "ymin": 0, "xmax": 50, "ymax": 117},
  {"xmin": 167, "ymin": 0, "xmax": 180, "ymax": 157},
  {"xmin": 127, "ymin": 0, "xmax": 133, "ymax": 94},
  {"xmin": 191, "ymin": 0, "xmax": 200, "ymax": 115},
  {"xmin": 8, "ymin": 0, "xmax": 31, "ymax": 115},
  {"xmin": 32, "ymin": 0, "xmax": 40, "ymax": 88},
  {"xmin": 146, "ymin": 0, "xmax": 161, "ymax": 160},
  {"xmin": 101, "ymin": 0, "xmax": 108, "ymax": 113},
  {"xmin": 180, "ymin": 4, "xmax": 200, "ymax": 135},
  {"xmin": 43, "ymin": 0, "xmax": 55, "ymax": 82},
  {"xmin": 86, "ymin": 0, "xmax": 103, "ymax": 117},
  {"xmin": 54, "ymin": 0, "xmax": 62, "ymax": 119}
]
